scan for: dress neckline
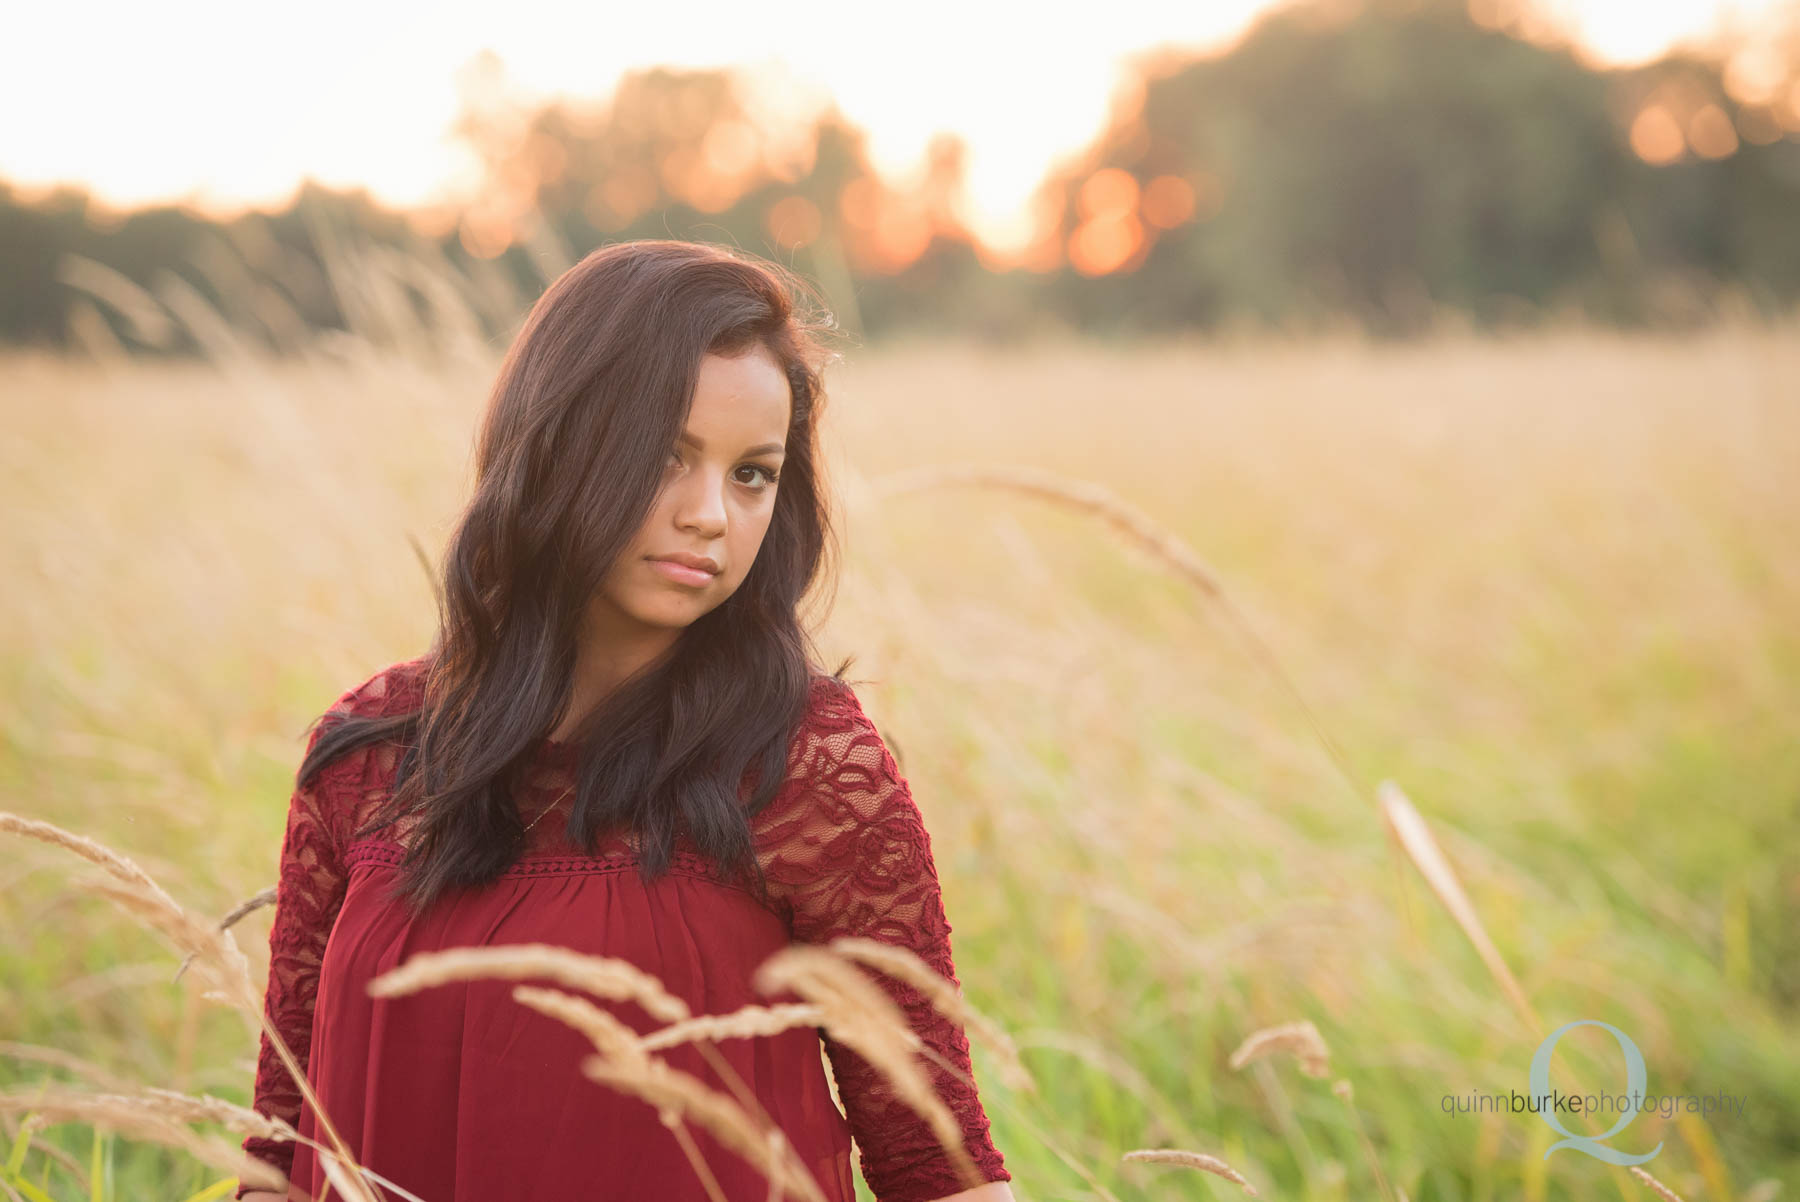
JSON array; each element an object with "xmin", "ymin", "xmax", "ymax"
[{"xmin": 534, "ymin": 736, "xmax": 579, "ymax": 766}]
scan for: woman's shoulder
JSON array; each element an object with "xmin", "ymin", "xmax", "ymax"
[
  {"xmin": 322, "ymin": 654, "xmax": 430, "ymax": 723},
  {"xmin": 753, "ymin": 674, "xmax": 930, "ymax": 902},
  {"xmin": 794, "ymin": 671, "xmax": 879, "ymax": 757},
  {"xmin": 801, "ymin": 670, "xmax": 857, "ymax": 720},
  {"xmin": 297, "ymin": 655, "xmax": 429, "ymax": 799},
  {"xmin": 761, "ymin": 672, "xmax": 902, "ymax": 809}
]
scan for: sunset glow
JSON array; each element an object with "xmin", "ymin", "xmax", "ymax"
[{"xmin": 1, "ymin": 0, "xmax": 1789, "ymax": 253}]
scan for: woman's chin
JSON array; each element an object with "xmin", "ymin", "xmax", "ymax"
[{"xmin": 629, "ymin": 600, "xmax": 711, "ymax": 630}]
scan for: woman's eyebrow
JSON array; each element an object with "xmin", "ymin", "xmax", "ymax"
[{"xmin": 677, "ymin": 430, "xmax": 786, "ymax": 457}]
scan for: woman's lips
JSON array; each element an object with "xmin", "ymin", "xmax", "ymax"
[{"xmin": 648, "ymin": 558, "xmax": 717, "ymax": 587}]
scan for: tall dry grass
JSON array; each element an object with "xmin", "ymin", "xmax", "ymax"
[{"xmin": 2, "ymin": 229, "xmax": 1797, "ymax": 1199}]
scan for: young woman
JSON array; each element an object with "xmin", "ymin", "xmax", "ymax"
[{"xmin": 236, "ymin": 240, "xmax": 1015, "ymax": 1202}]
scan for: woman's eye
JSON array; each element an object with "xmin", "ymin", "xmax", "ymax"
[{"xmin": 665, "ymin": 450, "xmax": 776, "ymax": 488}]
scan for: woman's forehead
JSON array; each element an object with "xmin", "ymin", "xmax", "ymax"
[{"xmin": 686, "ymin": 352, "xmax": 791, "ymax": 444}]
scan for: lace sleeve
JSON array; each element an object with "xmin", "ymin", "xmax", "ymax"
[
  {"xmin": 236, "ymin": 683, "xmax": 368, "ymax": 1199},
  {"xmin": 763, "ymin": 680, "xmax": 1011, "ymax": 1202}
]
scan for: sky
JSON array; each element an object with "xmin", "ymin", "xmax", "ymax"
[{"xmin": 2, "ymin": 0, "xmax": 1789, "ymax": 250}]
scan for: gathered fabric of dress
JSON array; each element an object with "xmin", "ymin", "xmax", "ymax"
[{"xmin": 237, "ymin": 655, "xmax": 1010, "ymax": 1202}]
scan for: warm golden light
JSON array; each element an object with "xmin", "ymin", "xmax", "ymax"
[
  {"xmin": 458, "ymin": 212, "xmax": 514, "ymax": 259},
  {"xmin": 1630, "ymin": 105, "xmax": 1686, "ymax": 164},
  {"xmin": 1735, "ymin": 105, "xmax": 1783, "ymax": 145},
  {"xmin": 0, "ymin": 0, "xmax": 1777, "ymax": 255},
  {"xmin": 1465, "ymin": 0, "xmax": 1513, "ymax": 31},
  {"xmin": 700, "ymin": 117, "xmax": 762, "ymax": 179},
  {"xmin": 1687, "ymin": 103, "xmax": 1739, "ymax": 159},
  {"xmin": 1141, "ymin": 174, "xmax": 1196, "ymax": 228},
  {"xmin": 1722, "ymin": 45, "xmax": 1787, "ymax": 106},
  {"xmin": 1078, "ymin": 168, "xmax": 1141, "ymax": 220},
  {"xmin": 1068, "ymin": 210, "xmax": 1144, "ymax": 276},
  {"xmin": 659, "ymin": 144, "xmax": 741, "ymax": 213},
  {"xmin": 838, "ymin": 177, "xmax": 882, "ymax": 230},
  {"xmin": 1783, "ymin": 80, "xmax": 1800, "ymax": 132},
  {"xmin": 585, "ymin": 167, "xmax": 659, "ymax": 231},
  {"xmin": 409, "ymin": 205, "xmax": 461, "ymax": 240},
  {"xmin": 973, "ymin": 188, "xmax": 1067, "ymax": 272},
  {"xmin": 974, "ymin": 229, "xmax": 1065, "ymax": 274},
  {"xmin": 765, "ymin": 194, "xmax": 822, "ymax": 249},
  {"xmin": 860, "ymin": 207, "xmax": 932, "ymax": 273},
  {"xmin": 525, "ymin": 131, "xmax": 569, "ymax": 186}
]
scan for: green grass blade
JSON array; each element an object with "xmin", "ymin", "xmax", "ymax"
[
  {"xmin": 178, "ymin": 1179, "xmax": 244, "ymax": 1202},
  {"xmin": 0, "ymin": 1167, "xmax": 60, "ymax": 1202},
  {"xmin": 4, "ymin": 1116, "xmax": 32, "ymax": 1177}
]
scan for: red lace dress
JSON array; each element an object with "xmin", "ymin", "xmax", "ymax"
[{"xmin": 238, "ymin": 656, "xmax": 1010, "ymax": 1202}]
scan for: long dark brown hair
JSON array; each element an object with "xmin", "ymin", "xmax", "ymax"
[{"xmin": 295, "ymin": 239, "xmax": 848, "ymax": 918}]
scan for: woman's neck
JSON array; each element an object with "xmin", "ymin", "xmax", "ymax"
[{"xmin": 550, "ymin": 631, "xmax": 680, "ymax": 741}]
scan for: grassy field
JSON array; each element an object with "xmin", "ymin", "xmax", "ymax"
[{"xmin": 2, "ymin": 309, "xmax": 1797, "ymax": 1200}]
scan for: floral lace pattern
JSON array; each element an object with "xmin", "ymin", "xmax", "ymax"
[
  {"xmin": 238, "ymin": 666, "xmax": 398, "ymax": 1194},
  {"xmin": 754, "ymin": 679, "xmax": 1011, "ymax": 1201},
  {"xmin": 241, "ymin": 659, "xmax": 1009, "ymax": 1202}
]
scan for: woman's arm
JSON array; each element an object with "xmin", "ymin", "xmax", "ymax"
[
  {"xmin": 234, "ymin": 1187, "xmax": 304, "ymax": 1202},
  {"xmin": 766, "ymin": 680, "xmax": 1015, "ymax": 1202},
  {"xmin": 237, "ymin": 700, "xmax": 358, "ymax": 1201},
  {"xmin": 929, "ymin": 1185, "xmax": 1017, "ymax": 1202}
]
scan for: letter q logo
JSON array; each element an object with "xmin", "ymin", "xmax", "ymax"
[{"xmin": 1530, "ymin": 1019, "xmax": 1663, "ymax": 1165}]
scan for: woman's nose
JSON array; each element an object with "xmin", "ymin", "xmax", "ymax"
[{"xmin": 673, "ymin": 471, "xmax": 728, "ymax": 535}]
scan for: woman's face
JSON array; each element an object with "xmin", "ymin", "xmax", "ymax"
[{"xmin": 587, "ymin": 343, "xmax": 792, "ymax": 652}]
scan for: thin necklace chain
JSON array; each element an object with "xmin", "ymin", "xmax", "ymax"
[{"xmin": 522, "ymin": 785, "xmax": 574, "ymax": 836}]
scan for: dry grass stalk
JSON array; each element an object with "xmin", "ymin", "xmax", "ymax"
[
  {"xmin": 578, "ymin": 1053, "xmax": 829, "ymax": 1202},
  {"xmin": 0, "ymin": 1082, "xmax": 411, "ymax": 1201},
  {"xmin": 365, "ymin": 943, "xmax": 693, "ymax": 1021},
  {"xmin": 294, "ymin": 1155, "xmax": 433, "ymax": 1202},
  {"xmin": 0, "ymin": 1041, "xmax": 138, "ymax": 1094},
  {"xmin": 1227, "ymin": 1020, "xmax": 1332, "ymax": 1079},
  {"xmin": 314, "ymin": 1147, "xmax": 384, "ymax": 1202},
  {"xmin": 138, "ymin": 1085, "xmax": 295, "ymax": 1139},
  {"xmin": 55, "ymin": 255, "xmax": 178, "ymax": 345},
  {"xmin": 108, "ymin": 1085, "xmax": 284, "ymax": 1141},
  {"xmin": 646, "ymin": 1018, "xmax": 800, "ymax": 1181},
  {"xmin": 174, "ymin": 886, "xmax": 278, "ymax": 984},
  {"xmin": 509, "ymin": 985, "xmax": 651, "ymax": 1067},
  {"xmin": 1331, "ymin": 1077, "xmax": 1398, "ymax": 1202},
  {"xmin": 0, "ymin": 812, "xmax": 171, "ymax": 898},
  {"xmin": 1377, "ymin": 783, "xmax": 1539, "ymax": 1030},
  {"xmin": 509, "ymin": 986, "xmax": 744, "ymax": 1202},
  {"xmin": 638, "ymin": 1003, "xmax": 827, "ymax": 1052},
  {"xmin": 0, "ymin": 1108, "xmax": 90, "ymax": 1191},
  {"xmin": 0, "ymin": 1087, "xmax": 273, "ymax": 1183},
  {"xmin": 508, "ymin": 985, "xmax": 829, "ymax": 1202},
  {"xmin": 825, "ymin": 936, "xmax": 1034, "ymax": 1092},
  {"xmin": 83, "ymin": 879, "xmax": 258, "ymax": 1013},
  {"xmin": 754, "ymin": 945, "xmax": 986, "ymax": 1194},
  {"xmin": 663, "ymin": 1118, "xmax": 732, "ymax": 1202},
  {"xmin": 1631, "ymin": 1166, "xmax": 1686, "ymax": 1202},
  {"xmin": 1, "ymin": 812, "xmax": 374, "ymax": 1197},
  {"xmin": 866, "ymin": 464, "xmax": 1364, "ymax": 802},
  {"xmin": 217, "ymin": 885, "xmax": 279, "ymax": 931},
  {"xmin": 1122, "ymin": 1148, "xmax": 1259, "ymax": 1195},
  {"xmin": 869, "ymin": 464, "xmax": 1224, "ymax": 598},
  {"xmin": 0, "ymin": 813, "xmax": 258, "ymax": 1017}
]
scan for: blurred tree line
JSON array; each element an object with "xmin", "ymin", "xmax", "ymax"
[{"xmin": 3, "ymin": 0, "xmax": 1798, "ymax": 352}]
